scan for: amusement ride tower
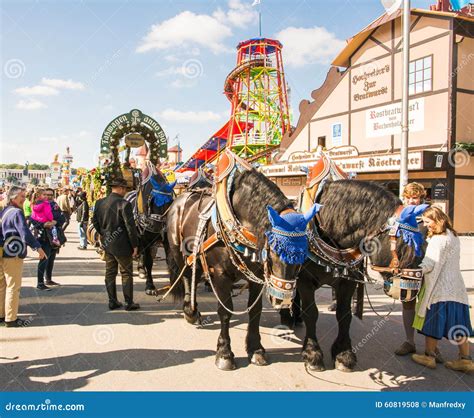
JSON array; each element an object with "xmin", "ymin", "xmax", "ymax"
[
  {"xmin": 225, "ymin": 38, "xmax": 291, "ymax": 162},
  {"xmin": 61, "ymin": 147, "xmax": 73, "ymax": 185}
]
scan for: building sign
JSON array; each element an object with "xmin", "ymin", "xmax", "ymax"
[
  {"xmin": 335, "ymin": 152, "xmax": 423, "ymax": 173},
  {"xmin": 288, "ymin": 146, "xmax": 359, "ymax": 163},
  {"xmin": 262, "ymin": 151, "xmax": 423, "ymax": 177},
  {"xmin": 281, "ymin": 177, "xmax": 303, "ymax": 186},
  {"xmin": 366, "ymin": 98, "xmax": 424, "ymax": 138},
  {"xmin": 326, "ymin": 145, "xmax": 359, "ymax": 159},
  {"xmin": 100, "ymin": 109, "xmax": 167, "ymax": 157},
  {"xmin": 331, "ymin": 123, "xmax": 342, "ymax": 146},
  {"xmin": 352, "ymin": 63, "xmax": 390, "ymax": 102},
  {"xmin": 432, "ymin": 180, "xmax": 448, "ymax": 200},
  {"xmin": 260, "ymin": 163, "xmax": 308, "ymax": 177},
  {"xmin": 423, "ymin": 151, "xmax": 447, "ymax": 170}
]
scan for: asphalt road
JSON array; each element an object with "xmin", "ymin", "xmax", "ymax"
[{"xmin": 1, "ymin": 220, "xmax": 473, "ymax": 391}]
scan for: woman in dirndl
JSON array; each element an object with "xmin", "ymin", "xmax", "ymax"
[{"xmin": 411, "ymin": 206, "xmax": 473, "ymax": 373}]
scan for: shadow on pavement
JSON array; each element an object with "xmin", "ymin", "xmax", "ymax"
[{"xmin": 0, "ymin": 348, "xmax": 214, "ymax": 391}]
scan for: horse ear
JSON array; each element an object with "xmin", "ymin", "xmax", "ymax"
[
  {"xmin": 413, "ymin": 203, "xmax": 429, "ymax": 217},
  {"xmin": 303, "ymin": 203, "xmax": 322, "ymax": 223},
  {"xmin": 267, "ymin": 206, "xmax": 282, "ymax": 226}
]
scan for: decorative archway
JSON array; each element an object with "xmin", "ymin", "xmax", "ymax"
[
  {"xmin": 101, "ymin": 108, "xmax": 167, "ymax": 161},
  {"xmin": 99, "ymin": 109, "xmax": 167, "ymax": 180}
]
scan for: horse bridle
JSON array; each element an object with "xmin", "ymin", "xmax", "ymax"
[{"xmin": 370, "ymin": 205, "xmax": 423, "ymax": 281}]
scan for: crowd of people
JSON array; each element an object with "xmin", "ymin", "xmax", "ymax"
[
  {"xmin": 0, "ymin": 180, "xmax": 472, "ymax": 372},
  {"xmin": 0, "ymin": 184, "xmax": 90, "ymax": 326}
]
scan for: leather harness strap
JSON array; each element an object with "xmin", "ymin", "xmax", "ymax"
[
  {"xmin": 185, "ymin": 149, "xmax": 258, "ymax": 267},
  {"xmin": 186, "ymin": 233, "xmax": 219, "ymax": 266},
  {"xmin": 300, "ymin": 151, "xmax": 363, "ymax": 268},
  {"xmin": 371, "ymin": 204, "xmax": 406, "ymax": 274},
  {"xmin": 214, "ymin": 149, "xmax": 258, "ymax": 249}
]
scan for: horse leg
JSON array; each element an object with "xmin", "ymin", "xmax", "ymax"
[
  {"xmin": 138, "ymin": 254, "xmax": 146, "ymax": 280},
  {"xmin": 182, "ymin": 276, "xmax": 201, "ymax": 325},
  {"xmin": 331, "ymin": 280, "xmax": 358, "ymax": 372},
  {"xmin": 246, "ymin": 282, "xmax": 267, "ymax": 366},
  {"xmin": 214, "ymin": 278, "xmax": 236, "ymax": 371},
  {"xmin": 298, "ymin": 273, "xmax": 325, "ymax": 371},
  {"xmin": 144, "ymin": 246, "xmax": 156, "ymax": 295}
]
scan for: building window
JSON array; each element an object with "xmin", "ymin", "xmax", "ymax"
[{"xmin": 409, "ymin": 56, "xmax": 432, "ymax": 95}]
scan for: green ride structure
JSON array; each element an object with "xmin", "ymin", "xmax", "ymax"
[{"xmin": 178, "ymin": 38, "xmax": 291, "ymax": 171}]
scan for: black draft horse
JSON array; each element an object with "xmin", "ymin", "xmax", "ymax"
[
  {"xmin": 297, "ymin": 180, "xmax": 424, "ymax": 372},
  {"xmin": 126, "ymin": 162, "xmax": 175, "ymax": 295},
  {"xmin": 165, "ymin": 168, "xmax": 314, "ymax": 370}
]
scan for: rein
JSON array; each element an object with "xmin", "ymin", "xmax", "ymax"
[{"xmin": 160, "ymin": 151, "xmax": 300, "ymax": 314}]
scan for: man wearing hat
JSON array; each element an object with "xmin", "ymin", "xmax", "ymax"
[{"xmin": 92, "ymin": 178, "xmax": 140, "ymax": 311}]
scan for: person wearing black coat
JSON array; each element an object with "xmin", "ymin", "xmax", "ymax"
[
  {"xmin": 92, "ymin": 178, "xmax": 140, "ymax": 311},
  {"xmin": 76, "ymin": 192, "xmax": 89, "ymax": 250}
]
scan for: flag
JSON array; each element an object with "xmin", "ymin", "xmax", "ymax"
[
  {"xmin": 252, "ymin": 0, "xmax": 261, "ymax": 6},
  {"xmin": 450, "ymin": 0, "xmax": 470, "ymax": 10}
]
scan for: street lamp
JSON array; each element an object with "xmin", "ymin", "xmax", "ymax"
[{"xmin": 382, "ymin": 0, "xmax": 409, "ymax": 199}]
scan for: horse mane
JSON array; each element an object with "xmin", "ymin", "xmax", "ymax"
[
  {"xmin": 231, "ymin": 169, "xmax": 292, "ymax": 249},
  {"xmin": 319, "ymin": 180, "xmax": 402, "ymax": 248}
]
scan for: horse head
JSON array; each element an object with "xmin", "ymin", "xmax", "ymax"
[
  {"xmin": 369, "ymin": 203, "xmax": 429, "ymax": 270},
  {"xmin": 230, "ymin": 169, "xmax": 319, "ymax": 308},
  {"xmin": 140, "ymin": 165, "xmax": 176, "ymax": 215}
]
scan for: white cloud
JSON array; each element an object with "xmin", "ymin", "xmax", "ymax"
[
  {"xmin": 39, "ymin": 136, "xmax": 59, "ymax": 143},
  {"xmin": 137, "ymin": 11, "xmax": 232, "ymax": 54},
  {"xmin": 170, "ymin": 79, "xmax": 197, "ymax": 89},
  {"xmin": 16, "ymin": 99, "xmax": 47, "ymax": 110},
  {"xmin": 155, "ymin": 109, "xmax": 223, "ymax": 123},
  {"xmin": 15, "ymin": 85, "xmax": 59, "ymax": 96},
  {"xmin": 213, "ymin": 0, "xmax": 257, "ymax": 28},
  {"xmin": 41, "ymin": 78, "xmax": 85, "ymax": 90},
  {"xmin": 78, "ymin": 130, "xmax": 91, "ymax": 138},
  {"xmin": 14, "ymin": 77, "xmax": 85, "ymax": 110},
  {"xmin": 137, "ymin": 1, "xmax": 256, "ymax": 55},
  {"xmin": 155, "ymin": 66, "xmax": 182, "ymax": 77},
  {"xmin": 38, "ymin": 131, "xmax": 92, "ymax": 144},
  {"xmin": 275, "ymin": 26, "xmax": 346, "ymax": 67}
]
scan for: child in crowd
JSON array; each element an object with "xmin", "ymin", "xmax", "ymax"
[
  {"xmin": 395, "ymin": 182, "xmax": 428, "ymax": 356},
  {"xmin": 412, "ymin": 206, "xmax": 473, "ymax": 373},
  {"xmin": 31, "ymin": 189, "xmax": 60, "ymax": 247}
]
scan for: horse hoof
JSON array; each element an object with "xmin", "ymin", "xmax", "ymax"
[
  {"xmin": 249, "ymin": 350, "xmax": 268, "ymax": 366},
  {"xmin": 306, "ymin": 362, "xmax": 326, "ymax": 372},
  {"xmin": 334, "ymin": 350, "xmax": 357, "ymax": 372},
  {"xmin": 184, "ymin": 311, "xmax": 201, "ymax": 325},
  {"xmin": 215, "ymin": 356, "xmax": 236, "ymax": 371},
  {"xmin": 335, "ymin": 359, "xmax": 353, "ymax": 372},
  {"xmin": 302, "ymin": 341, "xmax": 325, "ymax": 372}
]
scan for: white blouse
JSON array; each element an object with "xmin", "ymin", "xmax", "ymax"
[{"xmin": 417, "ymin": 229, "xmax": 469, "ymax": 318}]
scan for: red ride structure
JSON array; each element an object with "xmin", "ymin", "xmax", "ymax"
[
  {"xmin": 178, "ymin": 37, "xmax": 291, "ymax": 172},
  {"xmin": 225, "ymin": 38, "xmax": 291, "ymax": 162}
]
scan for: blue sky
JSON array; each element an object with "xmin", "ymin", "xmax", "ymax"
[{"xmin": 1, "ymin": 0, "xmax": 432, "ymax": 168}]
